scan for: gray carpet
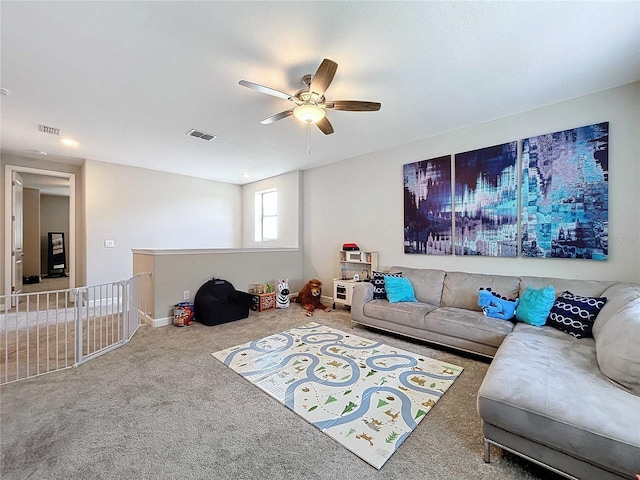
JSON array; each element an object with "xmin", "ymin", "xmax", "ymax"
[{"xmin": 1, "ymin": 307, "xmax": 563, "ymax": 480}]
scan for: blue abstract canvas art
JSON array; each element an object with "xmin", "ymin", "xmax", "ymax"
[
  {"xmin": 521, "ymin": 122, "xmax": 609, "ymax": 260},
  {"xmin": 454, "ymin": 142, "xmax": 518, "ymax": 257},
  {"xmin": 404, "ymin": 156, "xmax": 452, "ymax": 254}
]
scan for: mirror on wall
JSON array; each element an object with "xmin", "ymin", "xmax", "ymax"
[{"xmin": 47, "ymin": 232, "xmax": 67, "ymax": 277}]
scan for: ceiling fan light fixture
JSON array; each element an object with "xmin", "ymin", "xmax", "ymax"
[
  {"xmin": 239, "ymin": 59, "xmax": 379, "ymax": 135},
  {"xmin": 293, "ymin": 104, "xmax": 325, "ymax": 124}
]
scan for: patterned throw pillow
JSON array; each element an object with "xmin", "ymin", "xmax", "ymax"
[
  {"xmin": 372, "ymin": 271, "xmax": 402, "ymax": 300},
  {"xmin": 546, "ymin": 291, "xmax": 607, "ymax": 339}
]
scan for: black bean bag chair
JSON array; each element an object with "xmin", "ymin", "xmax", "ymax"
[{"xmin": 194, "ymin": 278, "xmax": 255, "ymax": 326}]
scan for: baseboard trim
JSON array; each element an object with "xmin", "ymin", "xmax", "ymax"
[{"xmin": 145, "ymin": 315, "xmax": 172, "ymax": 328}]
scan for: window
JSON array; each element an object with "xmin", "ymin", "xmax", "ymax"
[{"xmin": 255, "ymin": 189, "xmax": 277, "ymax": 241}]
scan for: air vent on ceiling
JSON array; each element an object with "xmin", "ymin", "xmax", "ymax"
[
  {"xmin": 186, "ymin": 129, "xmax": 217, "ymax": 141},
  {"xmin": 39, "ymin": 124, "xmax": 61, "ymax": 136}
]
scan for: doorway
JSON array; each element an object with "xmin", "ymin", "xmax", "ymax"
[{"xmin": 4, "ymin": 165, "xmax": 75, "ymax": 297}]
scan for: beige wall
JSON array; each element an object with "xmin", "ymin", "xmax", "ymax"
[
  {"xmin": 23, "ymin": 187, "xmax": 41, "ymax": 277},
  {"xmin": 133, "ymin": 248, "xmax": 303, "ymax": 325},
  {"xmin": 4, "ymin": 84, "xmax": 638, "ymax": 302},
  {"xmin": 241, "ymin": 170, "xmax": 302, "ymax": 248},
  {"xmin": 84, "ymin": 159, "xmax": 243, "ymax": 286},
  {"xmin": 303, "ymin": 82, "xmax": 640, "ymax": 288}
]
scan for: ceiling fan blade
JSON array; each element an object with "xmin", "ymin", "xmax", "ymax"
[
  {"xmin": 260, "ymin": 109, "xmax": 294, "ymax": 125},
  {"xmin": 316, "ymin": 116, "xmax": 334, "ymax": 135},
  {"xmin": 239, "ymin": 80, "xmax": 292, "ymax": 101},
  {"xmin": 309, "ymin": 59, "xmax": 338, "ymax": 99},
  {"xmin": 325, "ymin": 100, "xmax": 381, "ymax": 112}
]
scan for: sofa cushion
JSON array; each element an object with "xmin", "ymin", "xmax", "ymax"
[
  {"xmin": 442, "ymin": 271, "xmax": 520, "ymax": 311},
  {"xmin": 593, "ymin": 283, "xmax": 640, "ymax": 339},
  {"xmin": 595, "ymin": 297, "xmax": 640, "ymax": 396},
  {"xmin": 519, "ymin": 275, "xmax": 613, "ymax": 298},
  {"xmin": 513, "ymin": 322, "xmax": 596, "ymax": 347},
  {"xmin": 389, "ymin": 267, "xmax": 446, "ymax": 305},
  {"xmin": 515, "ymin": 285, "xmax": 555, "ymax": 327},
  {"xmin": 372, "ymin": 270, "xmax": 401, "ymax": 300},
  {"xmin": 423, "ymin": 307, "xmax": 515, "ymax": 349},
  {"xmin": 363, "ymin": 300, "xmax": 437, "ymax": 329},
  {"xmin": 384, "ymin": 276, "xmax": 417, "ymax": 303},
  {"xmin": 478, "ymin": 330, "xmax": 640, "ymax": 477},
  {"xmin": 546, "ymin": 291, "xmax": 607, "ymax": 338}
]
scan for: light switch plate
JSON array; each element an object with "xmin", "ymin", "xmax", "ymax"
[{"xmin": 104, "ymin": 240, "xmax": 115, "ymax": 248}]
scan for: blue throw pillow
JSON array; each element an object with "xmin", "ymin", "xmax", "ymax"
[
  {"xmin": 384, "ymin": 276, "xmax": 417, "ymax": 303},
  {"xmin": 372, "ymin": 271, "xmax": 402, "ymax": 300},
  {"xmin": 515, "ymin": 285, "xmax": 555, "ymax": 327},
  {"xmin": 546, "ymin": 291, "xmax": 607, "ymax": 338}
]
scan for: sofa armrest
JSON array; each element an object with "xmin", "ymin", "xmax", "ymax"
[{"xmin": 351, "ymin": 282, "xmax": 374, "ymax": 323}]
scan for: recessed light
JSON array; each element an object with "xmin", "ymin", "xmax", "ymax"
[
  {"xmin": 242, "ymin": 173, "xmax": 250, "ymax": 178},
  {"xmin": 60, "ymin": 138, "xmax": 78, "ymax": 147}
]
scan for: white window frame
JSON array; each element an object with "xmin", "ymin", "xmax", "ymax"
[{"xmin": 255, "ymin": 188, "xmax": 278, "ymax": 242}]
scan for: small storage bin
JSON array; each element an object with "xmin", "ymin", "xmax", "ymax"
[
  {"xmin": 251, "ymin": 293, "xmax": 276, "ymax": 312},
  {"xmin": 174, "ymin": 302, "xmax": 194, "ymax": 327}
]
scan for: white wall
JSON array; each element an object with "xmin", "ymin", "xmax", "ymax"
[
  {"xmin": 85, "ymin": 159, "xmax": 242, "ymax": 286},
  {"xmin": 303, "ymin": 82, "xmax": 640, "ymax": 287},
  {"xmin": 241, "ymin": 170, "xmax": 301, "ymax": 248}
]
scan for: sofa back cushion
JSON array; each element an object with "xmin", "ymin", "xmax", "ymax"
[
  {"xmin": 519, "ymin": 276, "xmax": 614, "ymax": 298},
  {"xmin": 389, "ymin": 267, "xmax": 445, "ymax": 306},
  {"xmin": 442, "ymin": 271, "xmax": 520, "ymax": 312},
  {"xmin": 595, "ymin": 296, "xmax": 640, "ymax": 396},
  {"xmin": 593, "ymin": 283, "xmax": 640, "ymax": 339}
]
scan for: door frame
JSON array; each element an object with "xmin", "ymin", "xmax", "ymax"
[{"xmin": 4, "ymin": 165, "xmax": 76, "ymax": 298}]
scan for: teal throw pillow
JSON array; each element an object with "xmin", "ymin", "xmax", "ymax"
[
  {"xmin": 515, "ymin": 285, "xmax": 556, "ymax": 327},
  {"xmin": 384, "ymin": 275, "xmax": 417, "ymax": 303}
]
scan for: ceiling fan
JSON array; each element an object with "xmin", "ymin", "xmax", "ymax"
[{"xmin": 239, "ymin": 59, "xmax": 381, "ymax": 135}]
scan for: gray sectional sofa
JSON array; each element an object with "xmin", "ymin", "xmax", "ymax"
[{"xmin": 350, "ymin": 266, "xmax": 640, "ymax": 480}]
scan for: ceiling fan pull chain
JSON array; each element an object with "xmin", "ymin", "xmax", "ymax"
[{"xmin": 306, "ymin": 123, "xmax": 311, "ymax": 156}]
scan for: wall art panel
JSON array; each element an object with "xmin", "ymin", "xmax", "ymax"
[
  {"xmin": 403, "ymin": 155, "xmax": 452, "ymax": 254},
  {"xmin": 454, "ymin": 142, "xmax": 518, "ymax": 257},
  {"xmin": 521, "ymin": 122, "xmax": 609, "ymax": 260}
]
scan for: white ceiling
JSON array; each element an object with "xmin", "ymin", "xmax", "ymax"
[
  {"xmin": 1, "ymin": 1, "xmax": 639, "ymax": 185},
  {"xmin": 20, "ymin": 172, "xmax": 70, "ymax": 197}
]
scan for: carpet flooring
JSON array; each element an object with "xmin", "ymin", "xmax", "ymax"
[{"xmin": 0, "ymin": 306, "xmax": 564, "ymax": 480}]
